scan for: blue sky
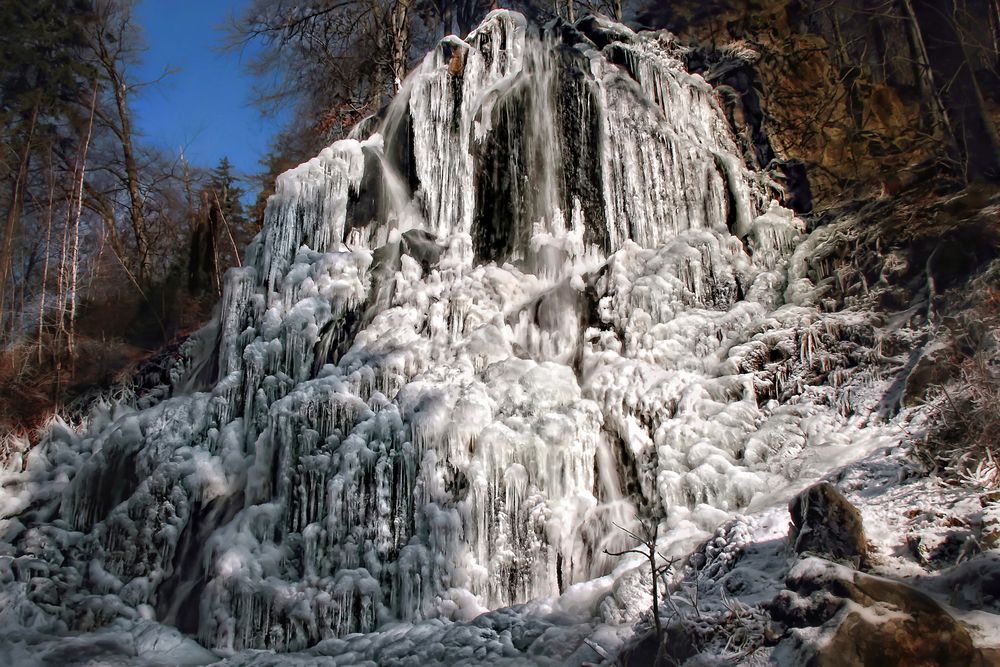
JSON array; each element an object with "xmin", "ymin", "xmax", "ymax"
[{"xmin": 132, "ymin": 0, "xmax": 288, "ymax": 189}]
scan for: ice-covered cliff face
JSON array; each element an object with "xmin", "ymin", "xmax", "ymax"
[{"xmin": 0, "ymin": 11, "xmax": 892, "ymax": 661}]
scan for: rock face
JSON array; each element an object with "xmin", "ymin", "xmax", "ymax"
[
  {"xmin": 640, "ymin": 0, "xmax": 1000, "ymax": 204},
  {"xmin": 788, "ymin": 481, "xmax": 867, "ymax": 566},
  {"xmin": 771, "ymin": 557, "xmax": 994, "ymax": 667}
]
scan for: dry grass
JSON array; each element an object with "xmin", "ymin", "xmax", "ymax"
[
  {"xmin": 0, "ymin": 339, "xmax": 62, "ymax": 432},
  {"xmin": 916, "ymin": 273, "xmax": 1000, "ymax": 489},
  {"xmin": 0, "ymin": 333, "xmax": 140, "ymax": 441}
]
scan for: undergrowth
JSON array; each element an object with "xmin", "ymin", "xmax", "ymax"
[{"xmin": 915, "ymin": 265, "xmax": 1000, "ymax": 490}]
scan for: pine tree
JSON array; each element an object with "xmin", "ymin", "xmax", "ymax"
[
  {"xmin": 188, "ymin": 157, "xmax": 247, "ymax": 296},
  {"xmin": 209, "ymin": 157, "xmax": 246, "ymax": 231}
]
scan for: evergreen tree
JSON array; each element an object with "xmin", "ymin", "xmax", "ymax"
[
  {"xmin": 188, "ymin": 157, "xmax": 247, "ymax": 295},
  {"xmin": 0, "ymin": 0, "xmax": 95, "ymax": 140},
  {"xmin": 209, "ymin": 156, "xmax": 246, "ymax": 230}
]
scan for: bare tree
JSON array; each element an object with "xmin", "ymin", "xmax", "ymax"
[
  {"xmin": 0, "ymin": 0, "xmax": 96, "ymax": 342},
  {"xmin": 389, "ymin": 0, "xmax": 415, "ymax": 89},
  {"xmin": 418, "ymin": 0, "xmax": 495, "ymax": 37},
  {"xmin": 232, "ymin": 0, "xmax": 422, "ymax": 130},
  {"xmin": 904, "ymin": 0, "xmax": 1000, "ymax": 182},
  {"xmin": 66, "ymin": 82, "xmax": 98, "ymax": 358},
  {"xmin": 605, "ymin": 518, "xmax": 678, "ymax": 666},
  {"xmin": 85, "ymin": 0, "xmax": 155, "ymax": 283},
  {"xmin": 0, "ymin": 104, "xmax": 37, "ymax": 337}
]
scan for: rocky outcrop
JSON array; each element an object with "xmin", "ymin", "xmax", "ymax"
[
  {"xmin": 788, "ymin": 481, "xmax": 868, "ymax": 567},
  {"xmin": 638, "ymin": 0, "xmax": 1000, "ymax": 202},
  {"xmin": 773, "ymin": 488, "xmax": 1000, "ymax": 665},
  {"xmin": 770, "ymin": 557, "xmax": 996, "ymax": 667}
]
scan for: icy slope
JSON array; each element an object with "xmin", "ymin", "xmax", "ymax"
[{"xmin": 0, "ymin": 11, "xmax": 895, "ymax": 662}]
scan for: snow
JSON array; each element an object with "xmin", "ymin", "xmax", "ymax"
[{"xmin": 0, "ymin": 8, "xmax": 981, "ymax": 666}]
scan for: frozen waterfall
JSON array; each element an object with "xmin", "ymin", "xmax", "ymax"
[{"xmin": 0, "ymin": 10, "xmax": 892, "ymax": 661}]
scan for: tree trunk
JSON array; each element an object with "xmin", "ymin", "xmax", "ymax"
[
  {"xmin": 0, "ymin": 105, "xmax": 38, "ymax": 338},
  {"xmin": 38, "ymin": 147, "xmax": 56, "ymax": 361},
  {"xmin": 907, "ymin": 0, "xmax": 1000, "ymax": 182},
  {"xmin": 389, "ymin": 0, "xmax": 413, "ymax": 92},
  {"xmin": 900, "ymin": 0, "xmax": 948, "ymax": 136},
  {"xmin": 457, "ymin": 0, "xmax": 481, "ymax": 36},
  {"xmin": 188, "ymin": 191, "xmax": 219, "ymax": 295},
  {"xmin": 67, "ymin": 83, "xmax": 99, "ymax": 359},
  {"xmin": 111, "ymin": 76, "xmax": 151, "ymax": 280},
  {"xmin": 93, "ymin": 6, "xmax": 152, "ymax": 285},
  {"xmin": 436, "ymin": 0, "xmax": 453, "ymax": 38},
  {"xmin": 993, "ymin": 0, "xmax": 1000, "ymax": 67}
]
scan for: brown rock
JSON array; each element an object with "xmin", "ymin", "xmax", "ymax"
[
  {"xmin": 773, "ymin": 558, "xmax": 997, "ymax": 667},
  {"xmin": 788, "ymin": 482, "xmax": 868, "ymax": 567},
  {"xmin": 806, "ymin": 604, "xmax": 981, "ymax": 667}
]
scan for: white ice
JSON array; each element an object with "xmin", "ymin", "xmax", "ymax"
[{"xmin": 0, "ymin": 9, "xmax": 909, "ymax": 664}]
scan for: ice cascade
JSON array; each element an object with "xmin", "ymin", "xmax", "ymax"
[{"xmin": 0, "ymin": 11, "xmax": 887, "ymax": 659}]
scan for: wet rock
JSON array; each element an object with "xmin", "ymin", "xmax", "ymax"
[
  {"xmin": 771, "ymin": 557, "xmax": 994, "ymax": 667},
  {"xmin": 788, "ymin": 482, "xmax": 867, "ymax": 567}
]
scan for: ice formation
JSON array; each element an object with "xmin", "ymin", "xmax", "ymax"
[{"xmin": 0, "ymin": 11, "xmax": 896, "ymax": 663}]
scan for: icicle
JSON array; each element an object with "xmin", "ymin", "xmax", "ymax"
[{"xmin": 4, "ymin": 10, "xmax": 899, "ymax": 659}]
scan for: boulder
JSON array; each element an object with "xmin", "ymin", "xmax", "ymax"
[
  {"xmin": 788, "ymin": 482, "xmax": 867, "ymax": 567},
  {"xmin": 771, "ymin": 557, "xmax": 997, "ymax": 667}
]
